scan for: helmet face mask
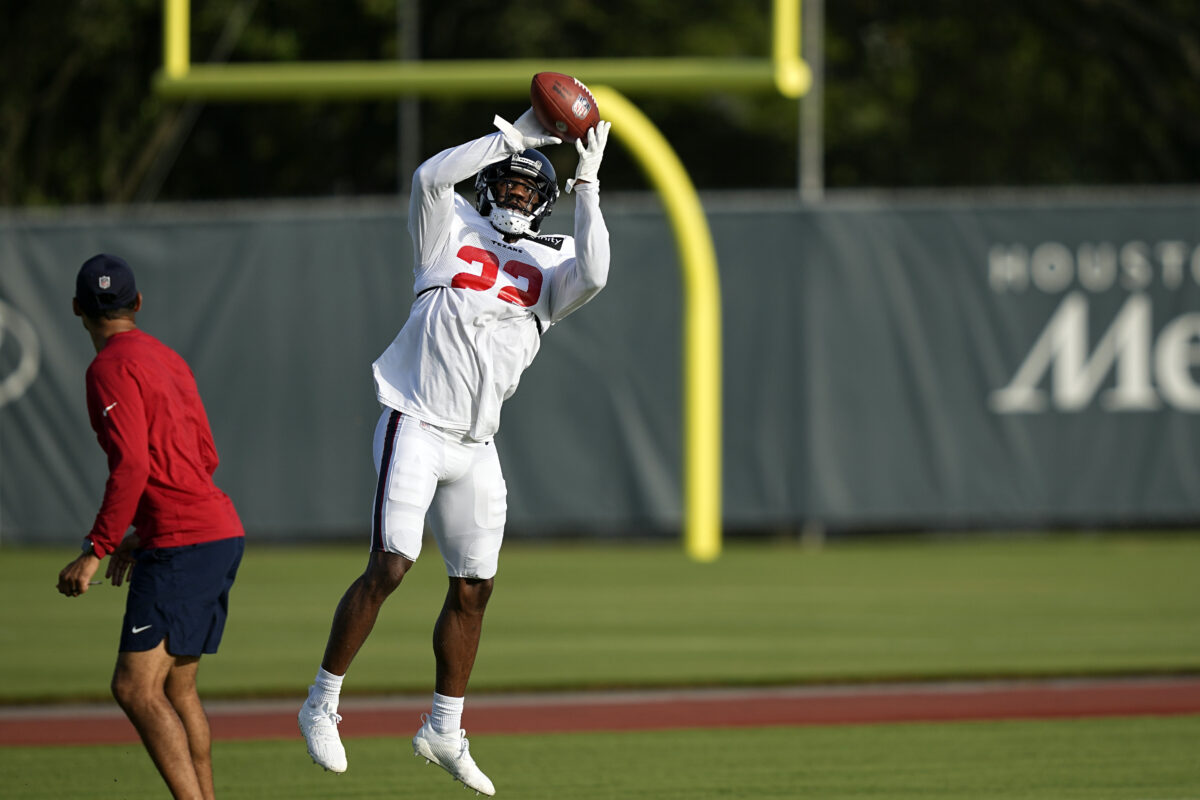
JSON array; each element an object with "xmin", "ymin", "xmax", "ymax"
[
  {"xmin": 475, "ymin": 150, "xmax": 559, "ymax": 235},
  {"xmin": 487, "ymin": 206, "xmax": 536, "ymax": 236}
]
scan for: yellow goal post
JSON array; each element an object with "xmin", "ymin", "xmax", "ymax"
[{"xmin": 155, "ymin": 0, "xmax": 811, "ymax": 562}]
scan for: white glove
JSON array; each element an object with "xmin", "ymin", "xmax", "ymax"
[
  {"xmin": 565, "ymin": 120, "xmax": 611, "ymax": 193},
  {"xmin": 494, "ymin": 107, "xmax": 562, "ymax": 151}
]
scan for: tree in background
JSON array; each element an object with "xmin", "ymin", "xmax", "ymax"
[
  {"xmin": 824, "ymin": 0, "xmax": 1200, "ymax": 188},
  {"xmin": 2, "ymin": 0, "xmax": 1199, "ymax": 206}
]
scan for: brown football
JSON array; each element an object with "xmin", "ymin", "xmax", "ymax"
[{"xmin": 530, "ymin": 72, "xmax": 600, "ymax": 143}]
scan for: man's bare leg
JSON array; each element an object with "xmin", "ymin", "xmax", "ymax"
[
  {"xmin": 301, "ymin": 551, "xmax": 414, "ymax": 773},
  {"xmin": 164, "ymin": 657, "xmax": 215, "ymax": 800},
  {"xmin": 411, "ymin": 576, "xmax": 498, "ymax": 796},
  {"xmin": 321, "ymin": 551, "xmax": 413, "ymax": 674},
  {"xmin": 112, "ymin": 641, "xmax": 206, "ymax": 800},
  {"xmin": 433, "ymin": 576, "xmax": 494, "ymax": 696}
]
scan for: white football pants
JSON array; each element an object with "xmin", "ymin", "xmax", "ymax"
[{"xmin": 371, "ymin": 408, "xmax": 506, "ymax": 579}]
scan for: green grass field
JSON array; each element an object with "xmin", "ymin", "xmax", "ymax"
[
  {"xmin": 3, "ymin": 717, "xmax": 1199, "ymax": 799},
  {"xmin": 2, "ymin": 534, "xmax": 1199, "ymax": 799},
  {"xmin": 3, "ymin": 534, "xmax": 1199, "ymax": 702}
]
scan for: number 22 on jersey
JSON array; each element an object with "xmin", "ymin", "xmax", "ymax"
[{"xmin": 451, "ymin": 245, "xmax": 544, "ymax": 308}]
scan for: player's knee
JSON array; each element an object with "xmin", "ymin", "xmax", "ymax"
[
  {"xmin": 359, "ymin": 570, "xmax": 403, "ymax": 601},
  {"xmin": 451, "ymin": 576, "xmax": 493, "ymax": 614},
  {"xmin": 110, "ymin": 670, "xmax": 144, "ymax": 712},
  {"xmin": 363, "ymin": 551, "xmax": 411, "ymax": 595}
]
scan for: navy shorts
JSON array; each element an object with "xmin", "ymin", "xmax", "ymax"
[{"xmin": 119, "ymin": 536, "xmax": 244, "ymax": 657}]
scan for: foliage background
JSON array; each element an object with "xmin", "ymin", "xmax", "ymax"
[{"xmin": 4, "ymin": 0, "xmax": 1200, "ymax": 206}]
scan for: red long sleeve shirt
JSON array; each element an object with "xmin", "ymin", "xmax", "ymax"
[{"xmin": 85, "ymin": 329, "xmax": 244, "ymax": 556}]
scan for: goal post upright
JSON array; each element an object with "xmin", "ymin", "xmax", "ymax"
[{"xmin": 155, "ymin": 0, "xmax": 812, "ymax": 562}]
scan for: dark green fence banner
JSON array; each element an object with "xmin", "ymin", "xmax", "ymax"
[{"xmin": 3, "ymin": 192, "xmax": 1200, "ymax": 543}]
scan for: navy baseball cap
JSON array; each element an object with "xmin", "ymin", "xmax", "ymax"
[{"xmin": 75, "ymin": 254, "xmax": 138, "ymax": 315}]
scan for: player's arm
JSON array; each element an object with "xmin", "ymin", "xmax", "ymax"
[
  {"xmin": 84, "ymin": 361, "xmax": 150, "ymax": 558},
  {"xmin": 548, "ymin": 123, "xmax": 612, "ymax": 323},
  {"xmin": 59, "ymin": 364, "xmax": 147, "ymax": 597},
  {"xmin": 409, "ymin": 109, "xmax": 561, "ymax": 267}
]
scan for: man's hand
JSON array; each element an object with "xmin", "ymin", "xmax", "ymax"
[
  {"xmin": 106, "ymin": 532, "xmax": 140, "ymax": 587},
  {"xmin": 57, "ymin": 552, "xmax": 102, "ymax": 597},
  {"xmin": 566, "ymin": 120, "xmax": 611, "ymax": 193},
  {"xmin": 494, "ymin": 108, "xmax": 562, "ymax": 151}
]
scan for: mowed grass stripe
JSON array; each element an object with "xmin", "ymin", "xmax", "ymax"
[
  {"xmin": 1, "ymin": 534, "xmax": 1198, "ymax": 702},
  {"xmin": 1, "ymin": 715, "xmax": 1199, "ymax": 800}
]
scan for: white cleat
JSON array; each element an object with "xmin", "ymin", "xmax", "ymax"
[
  {"xmin": 412, "ymin": 713, "xmax": 495, "ymax": 796},
  {"xmin": 298, "ymin": 694, "xmax": 348, "ymax": 773}
]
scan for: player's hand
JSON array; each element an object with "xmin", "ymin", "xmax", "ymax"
[
  {"xmin": 106, "ymin": 533, "xmax": 140, "ymax": 587},
  {"xmin": 57, "ymin": 552, "xmax": 101, "ymax": 598},
  {"xmin": 494, "ymin": 108, "xmax": 562, "ymax": 151},
  {"xmin": 566, "ymin": 120, "xmax": 610, "ymax": 193}
]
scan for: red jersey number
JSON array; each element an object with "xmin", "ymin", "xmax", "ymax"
[
  {"xmin": 452, "ymin": 246, "xmax": 543, "ymax": 307},
  {"xmin": 498, "ymin": 260, "xmax": 543, "ymax": 307},
  {"xmin": 451, "ymin": 246, "xmax": 499, "ymax": 292}
]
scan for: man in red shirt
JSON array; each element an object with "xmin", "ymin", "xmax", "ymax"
[{"xmin": 56, "ymin": 254, "xmax": 245, "ymax": 800}]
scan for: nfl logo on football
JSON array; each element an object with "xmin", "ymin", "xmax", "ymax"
[{"xmin": 572, "ymin": 95, "xmax": 592, "ymax": 120}]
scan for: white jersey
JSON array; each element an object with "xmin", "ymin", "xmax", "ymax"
[{"xmin": 373, "ymin": 129, "xmax": 610, "ymax": 441}]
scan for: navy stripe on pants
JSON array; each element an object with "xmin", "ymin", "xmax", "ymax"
[{"xmin": 371, "ymin": 409, "xmax": 403, "ymax": 552}]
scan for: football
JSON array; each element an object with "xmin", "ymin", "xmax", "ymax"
[{"xmin": 530, "ymin": 72, "xmax": 600, "ymax": 143}]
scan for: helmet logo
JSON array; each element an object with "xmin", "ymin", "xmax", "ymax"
[
  {"xmin": 509, "ymin": 155, "xmax": 540, "ymax": 176},
  {"xmin": 571, "ymin": 95, "xmax": 592, "ymax": 120}
]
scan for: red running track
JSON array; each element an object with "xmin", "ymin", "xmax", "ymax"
[{"xmin": 2, "ymin": 677, "xmax": 1199, "ymax": 747}]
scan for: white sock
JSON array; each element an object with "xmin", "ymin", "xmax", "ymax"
[
  {"xmin": 309, "ymin": 667, "xmax": 344, "ymax": 710},
  {"xmin": 430, "ymin": 692, "xmax": 464, "ymax": 734}
]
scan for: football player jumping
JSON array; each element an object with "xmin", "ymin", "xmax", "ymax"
[{"xmin": 299, "ymin": 108, "xmax": 611, "ymax": 796}]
